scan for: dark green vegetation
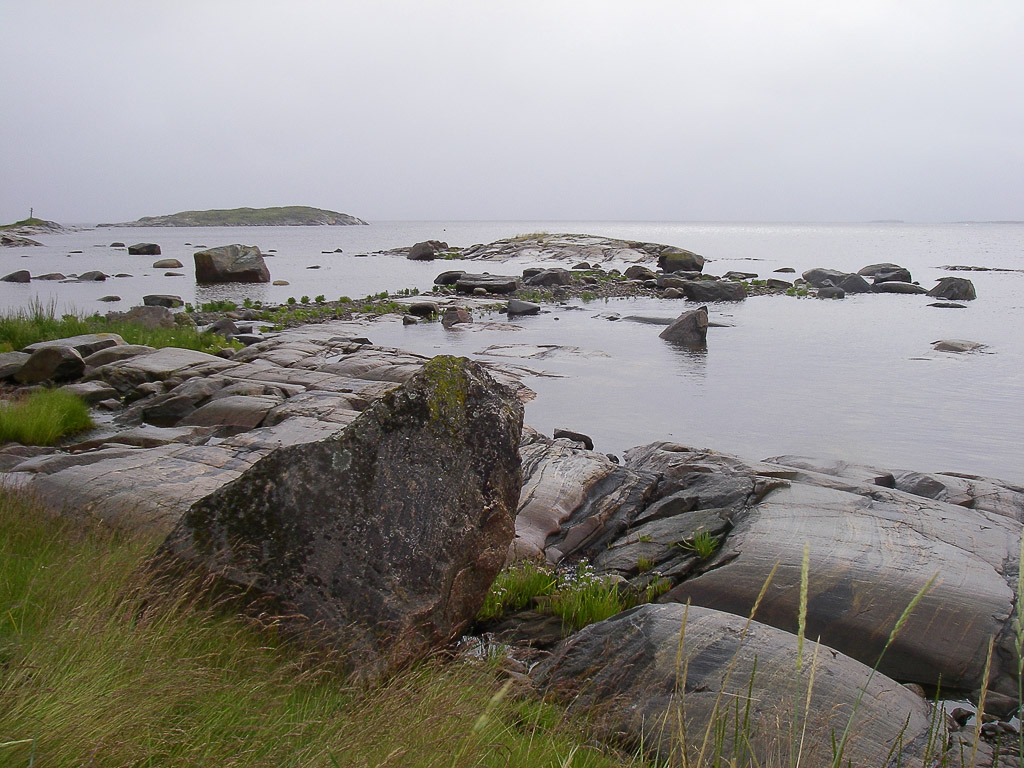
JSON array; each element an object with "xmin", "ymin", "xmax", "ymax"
[
  {"xmin": 0, "ymin": 300, "xmax": 237, "ymax": 356},
  {"xmin": 0, "ymin": 389, "xmax": 93, "ymax": 446},
  {"xmin": 0, "ymin": 488, "xmax": 649, "ymax": 767},
  {"xmin": 104, "ymin": 206, "xmax": 367, "ymax": 227}
]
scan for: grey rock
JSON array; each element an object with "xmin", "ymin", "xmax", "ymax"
[
  {"xmin": 143, "ymin": 294, "xmax": 184, "ymax": 308},
  {"xmin": 433, "ymin": 270, "xmax": 466, "ymax": 286},
  {"xmin": 153, "ymin": 259, "xmax": 184, "ymax": 269},
  {"xmin": 98, "ymin": 295, "xmax": 121, "ymax": 302},
  {"xmin": 35, "ymin": 273, "xmax": 66, "ymax": 281},
  {"xmin": 817, "ymin": 282, "xmax": 845, "ymax": 299},
  {"xmin": 680, "ymin": 280, "xmax": 746, "ymax": 302},
  {"xmin": 194, "ymin": 244, "xmax": 270, "ymax": 284},
  {"xmin": 15, "ymin": 346, "xmax": 86, "ymax": 384},
  {"xmin": 0, "ymin": 351, "xmax": 31, "ymax": 380},
  {"xmin": 662, "ymin": 287, "xmax": 683, "ymax": 299},
  {"xmin": 408, "ymin": 302, "xmax": 440, "ymax": 318},
  {"xmin": 128, "ymin": 243, "xmax": 161, "ymax": 255},
  {"xmin": 928, "ymin": 302, "xmax": 967, "ymax": 309},
  {"xmin": 658, "ymin": 306, "xmax": 709, "ymax": 347},
  {"xmin": 455, "ymin": 274, "xmax": 518, "ymax": 294},
  {"xmin": 159, "ymin": 356, "xmax": 524, "ymax": 677},
  {"xmin": 77, "ymin": 270, "xmax": 109, "ymax": 282},
  {"xmin": 552, "ymin": 428, "xmax": 594, "ymax": 450},
  {"xmin": 24, "ymin": 333, "xmax": 125, "ymax": 358},
  {"xmin": 407, "ymin": 240, "xmax": 447, "ymax": 260},
  {"xmin": 207, "ymin": 318, "xmax": 239, "ymax": 337},
  {"xmin": 1, "ymin": 270, "xmax": 31, "ymax": 283},
  {"xmin": 928, "ymin": 276, "xmax": 977, "ymax": 301},
  {"xmin": 110, "ymin": 242, "xmax": 125, "ymax": 248},
  {"xmin": 141, "ymin": 394, "xmax": 199, "ymax": 427},
  {"xmin": 623, "ymin": 265, "xmax": 656, "ymax": 281},
  {"xmin": 505, "ymin": 299, "xmax": 541, "ymax": 316},
  {"xmin": 83, "ymin": 344, "xmax": 156, "ymax": 368},
  {"xmin": 1, "ymin": 234, "xmax": 43, "ymax": 247},
  {"xmin": 723, "ymin": 270, "xmax": 757, "ymax": 280},
  {"xmin": 524, "ymin": 268, "xmax": 572, "ymax": 287},
  {"xmin": 59, "ymin": 380, "xmax": 119, "ymax": 404},
  {"xmin": 441, "ymin": 307, "xmax": 473, "ymax": 327},
  {"xmin": 122, "ymin": 305, "xmax": 175, "ymax": 330},
  {"xmin": 932, "ymin": 339, "xmax": 986, "ymax": 353},
  {"xmin": 180, "ymin": 395, "xmax": 280, "ymax": 433},
  {"xmin": 870, "ymin": 281, "xmax": 928, "ymax": 294},
  {"xmin": 535, "ymin": 603, "xmax": 934, "ymax": 768},
  {"xmin": 802, "ymin": 268, "xmax": 871, "ymax": 293},
  {"xmin": 774, "ymin": 266, "xmax": 796, "ymax": 273},
  {"xmin": 657, "ymin": 247, "xmax": 705, "ymax": 273},
  {"xmin": 765, "ymin": 277, "xmax": 792, "ymax": 289},
  {"xmin": 859, "ymin": 262, "xmax": 913, "ymax": 283}
]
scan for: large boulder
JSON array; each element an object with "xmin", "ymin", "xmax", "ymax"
[
  {"xmin": 523, "ymin": 268, "xmax": 572, "ymax": 287},
  {"xmin": 1, "ymin": 270, "xmax": 31, "ymax": 283},
  {"xmin": 535, "ymin": 603, "xmax": 935, "ymax": 768},
  {"xmin": 194, "ymin": 244, "xmax": 271, "ymax": 284},
  {"xmin": 454, "ymin": 274, "xmax": 519, "ymax": 294},
  {"xmin": 24, "ymin": 333, "xmax": 125, "ymax": 358},
  {"xmin": 128, "ymin": 243, "xmax": 161, "ymax": 255},
  {"xmin": 658, "ymin": 247, "xmax": 705, "ymax": 273},
  {"xmin": 159, "ymin": 356, "xmax": 524, "ymax": 677},
  {"xmin": 870, "ymin": 281, "xmax": 929, "ymax": 294},
  {"xmin": 15, "ymin": 346, "xmax": 86, "ymax": 384},
  {"xmin": 407, "ymin": 240, "xmax": 448, "ymax": 260},
  {"xmin": 659, "ymin": 307, "xmax": 709, "ymax": 346},
  {"xmin": 928, "ymin": 276, "xmax": 977, "ymax": 301}
]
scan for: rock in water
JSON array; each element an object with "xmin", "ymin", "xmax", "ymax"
[
  {"xmin": 193, "ymin": 244, "xmax": 271, "ymax": 283},
  {"xmin": 159, "ymin": 355, "xmax": 524, "ymax": 676},
  {"xmin": 659, "ymin": 306, "xmax": 709, "ymax": 346}
]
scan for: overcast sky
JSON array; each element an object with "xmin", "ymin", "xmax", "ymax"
[{"xmin": 2, "ymin": 1, "xmax": 1022, "ymax": 224}]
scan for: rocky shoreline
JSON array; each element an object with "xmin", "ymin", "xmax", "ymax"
[{"xmin": 1, "ymin": 310, "xmax": 1020, "ymax": 765}]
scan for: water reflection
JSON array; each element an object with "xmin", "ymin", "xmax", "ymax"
[{"xmin": 663, "ymin": 340, "xmax": 708, "ymax": 382}]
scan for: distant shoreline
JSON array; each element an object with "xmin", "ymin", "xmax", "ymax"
[{"xmin": 98, "ymin": 205, "xmax": 368, "ymax": 228}]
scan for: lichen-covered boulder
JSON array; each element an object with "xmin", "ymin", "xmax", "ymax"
[
  {"xmin": 535, "ymin": 603, "xmax": 935, "ymax": 768},
  {"xmin": 194, "ymin": 244, "xmax": 270, "ymax": 284},
  {"xmin": 658, "ymin": 247, "xmax": 705, "ymax": 273},
  {"xmin": 159, "ymin": 355, "xmax": 524, "ymax": 677}
]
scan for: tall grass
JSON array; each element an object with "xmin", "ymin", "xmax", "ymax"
[
  {"xmin": 0, "ymin": 298, "xmax": 234, "ymax": 355},
  {"xmin": 0, "ymin": 487, "xmax": 651, "ymax": 768},
  {"xmin": 0, "ymin": 389, "xmax": 93, "ymax": 445}
]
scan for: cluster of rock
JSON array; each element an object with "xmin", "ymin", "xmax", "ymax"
[
  {"xmin": 2, "ymin": 323, "xmax": 1022, "ymax": 764},
  {"xmin": 802, "ymin": 263, "xmax": 977, "ymax": 303}
]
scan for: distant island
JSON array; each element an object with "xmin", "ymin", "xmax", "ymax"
[{"xmin": 99, "ymin": 206, "xmax": 368, "ymax": 227}]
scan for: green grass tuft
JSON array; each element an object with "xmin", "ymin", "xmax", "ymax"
[{"xmin": 0, "ymin": 389, "xmax": 93, "ymax": 445}]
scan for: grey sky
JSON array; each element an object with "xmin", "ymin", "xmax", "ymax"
[{"xmin": 2, "ymin": 0, "xmax": 1021, "ymax": 224}]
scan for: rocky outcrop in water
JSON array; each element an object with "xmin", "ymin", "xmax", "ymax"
[
  {"xmin": 101, "ymin": 206, "xmax": 367, "ymax": 227},
  {"xmin": 194, "ymin": 244, "xmax": 271, "ymax": 284}
]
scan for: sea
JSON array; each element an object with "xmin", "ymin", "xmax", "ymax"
[{"xmin": 2, "ymin": 220, "xmax": 1022, "ymax": 485}]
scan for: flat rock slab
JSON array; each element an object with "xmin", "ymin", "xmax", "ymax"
[
  {"xmin": 24, "ymin": 333, "xmax": 126, "ymax": 357},
  {"xmin": 160, "ymin": 356, "xmax": 524, "ymax": 677},
  {"xmin": 535, "ymin": 603, "xmax": 934, "ymax": 767}
]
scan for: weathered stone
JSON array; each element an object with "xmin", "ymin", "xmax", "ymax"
[
  {"xmin": 15, "ymin": 346, "xmax": 86, "ymax": 384},
  {"xmin": 535, "ymin": 603, "xmax": 934, "ymax": 768},
  {"xmin": 143, "ymin": 294, "xmax": 184, "ymax": 308},
  {"xmin": 194, "ymin": 244, "xmax": 270, "ymax": 284},
  {"xmin": 128, "ymin": 243, "xmax": 161, "ymax": 255},
  {"xmin": 407, "ymin": 240, "xmax": 447, "ymax": 260},
  {"xmin": 933, "ymin": 339, "xmax": 986, "ymax": 353},
  {"xmin": 928, "ymin": 302, "xmax": 967, "ymax": 309},
  {"xmin": 859, "ymin": 262, "xmax": 912, "ymax": 283},
  {"xmin": 159, "ymin": 356, "xmax": 524, "ymax": 676},
  {"xmin": 818, "ymin": 282, "xmax": 845, "ymax": 299},
  {"xmin": 657, "ymin": 247, "xmax": 705, "ymax": 273},
  {"xmin": 153, "ymin": 259, "xmax": 184, "ymax": 269},
  {"xmin": 658, "ymin": 307, "xmax": 709, "ymax": 346},
  {"xmin": 723, "ymin": 270, "xmax": 757, "ymax": 280},
  {"xmin": 408, "ymin": 302, "xmax": 440, "ymax": 318},
  {"xmin": 87, "ymin": 347, "xmax": 237, "ymax": 395},
  {"xmin": 59, "ymin": 380, "xmax": 118, "ymax": 404},
  {"xmin": 121, "ymin": 305, "xmax": 175, "ymax": 329},
  {"xmin": 680, "ymin": 280, "xmax": 746, "ymax": 302},
  {"xmin": 0, "ymin": 351, "xmax": 31, "ymax": 380},
  {"xmin": 24, "ymin": 333, "xmax": 124, "ymax": 359},
  {"xmin": 1, "ymin": 234, "xmax": 43, "ymax": 247},
  {"xmin": 928, "ymin": 276, "xmax": 977, "ymax": 301},
  {"xmin": 552, "ymin": 428, "xmax": 594, "ymax": 450},
  {"xmin": 802, "ymin": 268, "xmax": 871, "ymax": 293},
  {"xmin": 77, "ymin": 270, "xmax": 109, "ymax": 282},
  {"xmin": 524, "ymin": 268, "xmax": 572, "ymax": 287},
  {"xmin": 83, "ymin": 344, "xmax": 156, "ymax": 368},
  {"xmin": 623, "ymin": 265, "xmax": 656, "ymax": 281},
  {"xmin": 441, "ymin": 307, "xmax": 473, "ymax": 327},
  {"xmin": 433, "ymin": 270, "xmax": 466, "ymax": 286},
  {"xmin": 207, "ymin": 318, "xmax": 239, "ymax": 337},
  {"xmin": 1, "ymin": 270, "xmax": 31, "ymax": 283},
  {"xmin": 98, "ymin": 295, "xmax": 121, "ymax": 302},
  {"xmin": 36, "ymin": 273, "xmax": 66, "ymax": 281},
  {"xmin": 505, "ymin": 299, "xmax": 541, "ymax": 316},
  {"xmin": 765, "ymin": 277, "xmax": 792, "ymax": 289},
  {"xmin": 181, "ymin": 395, "xmax": 280, "ymax": 433},
  {"xmin": 454, "ymin": 274, "xmax": 518, "ymax": 294}
]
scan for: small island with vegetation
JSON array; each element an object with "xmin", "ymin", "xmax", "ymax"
[{"xmin": 99, "ymin": 205, "xmax": 368, "ymax": 227}]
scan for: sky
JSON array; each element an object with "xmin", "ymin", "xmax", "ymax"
[{"xmin": 1, "ymin": 0, "xmax": 1022, "ymax": 224}]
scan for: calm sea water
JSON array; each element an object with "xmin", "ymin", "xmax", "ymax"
[{"xmin": 2, "ymin": 221, "xmax": 1022, "ymax": 483}]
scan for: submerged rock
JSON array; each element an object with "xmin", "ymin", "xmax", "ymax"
[
  {"xmin": 159, "ymin": 356, "xmax": 524, "ymax": 677},
  {"xmin": 128, "ymin": 243, "xmax": 161, "ymax": 255},
  {"xmin": 928, "ymin": 276, "xmax": 977, "ymax": 301},
  {"xmin": 658, "ymin": 306, "xmax": 709, "ymax": 346}
]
